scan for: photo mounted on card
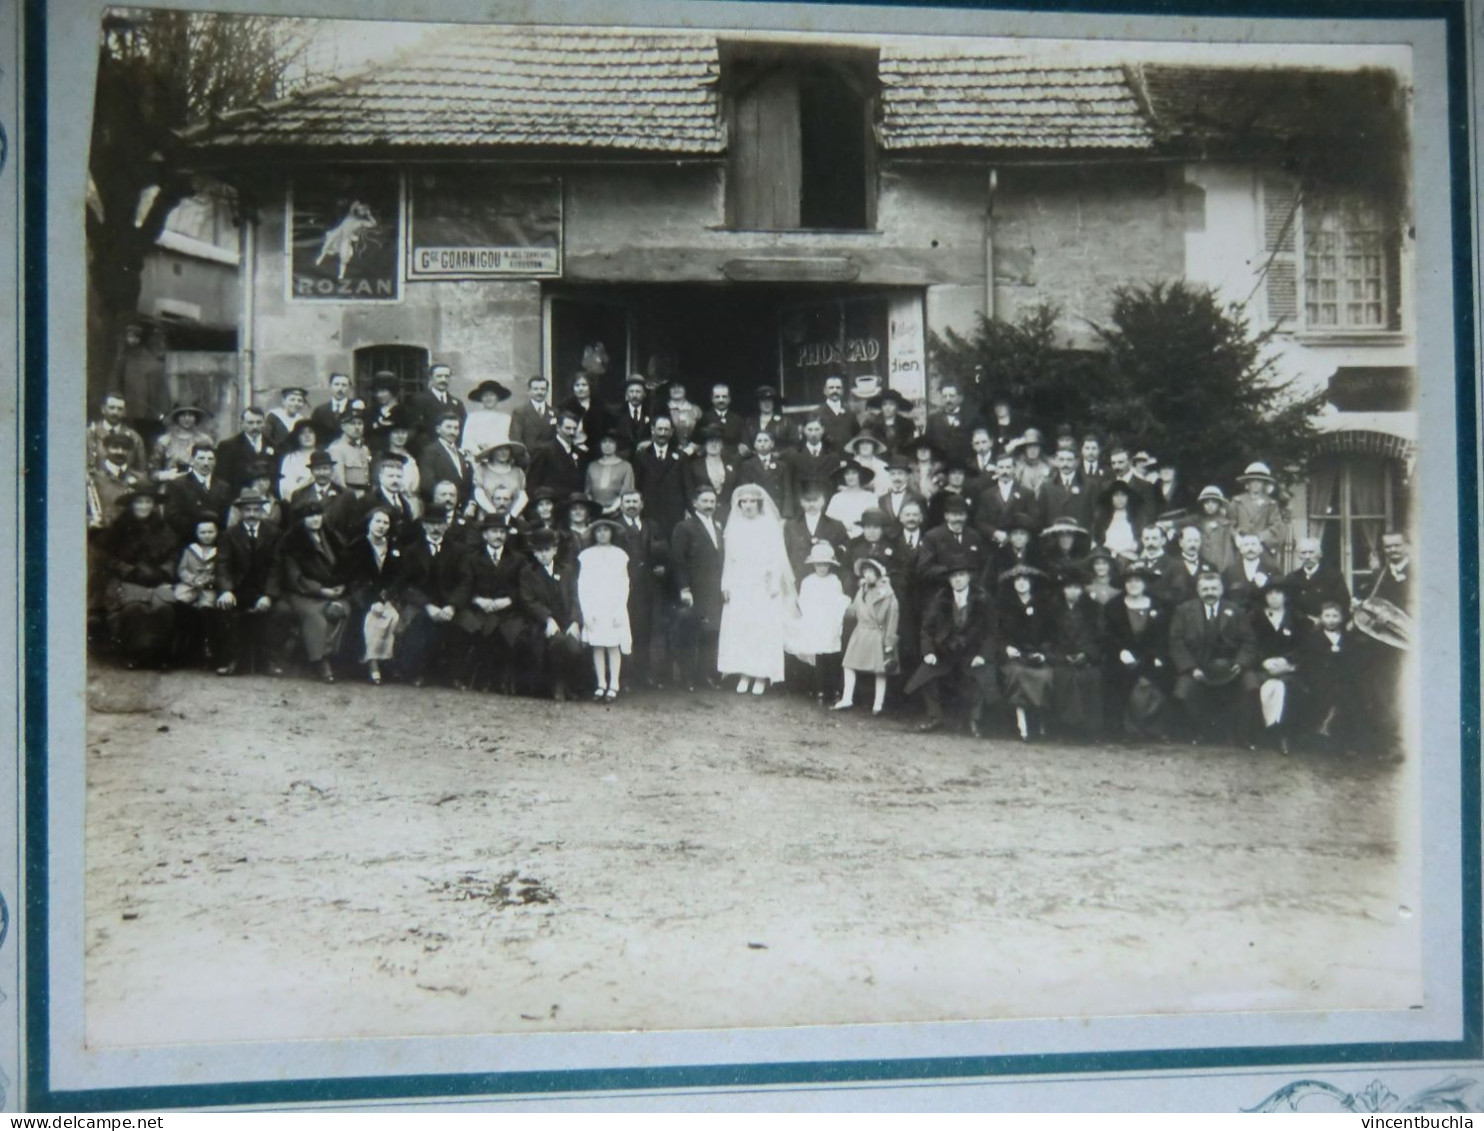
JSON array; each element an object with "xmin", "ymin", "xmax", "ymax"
[{"xmin": 19, "ymin": 0, "xmax": 1478, "ymax": 1111}]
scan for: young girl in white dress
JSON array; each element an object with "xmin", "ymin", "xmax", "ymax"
[
  {"xmin": 787, "ymin": 541, "xmax": 852, "ymax": 703},
  {"xmin": 577, "ymin": 518, "xmax": 631, "ymax": 701}
]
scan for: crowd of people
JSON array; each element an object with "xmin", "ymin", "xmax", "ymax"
[{"xmin": 85, "ymin": 362, "xmax": 1414, "ymax": 754}]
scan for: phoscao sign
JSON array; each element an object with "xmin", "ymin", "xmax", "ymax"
[{"xmin": 408, "ymin": 171, "xmax": 562, "ymax": 279}]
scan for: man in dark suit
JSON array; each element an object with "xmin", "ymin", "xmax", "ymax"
[
  {"xmin": 417, "ymin": 412, "xmax": 475, "ymax": 506},
  {"xmin": 519, "ymin": 527, "xmax": 586, "ymax": 700},
  {"xmin": 923, "ymin": 379, "xmax": 978, "ymax": 465},
  {"xmin": 85, "ymin": 392, "xmax": 149, "ymax": 476},
  {"xmin": 1105, "ymin": 447, "xmax": 1149, "ymax": 508},
  {"xmin": 877, "ymin": 456, "xmax": 925, "ymax": 538},
  {"xmin": 918, "ymin": 495, "xmax": 988, "ymax": 585},
  {"xmin": 903, "ymin": 551, "xmax": 1000, "ymax": 735},
  {"xmin": 335, "ymin": 455, "xmax": 420, "ymax": 549},
  {"xmin": 733, "ymin": 427, "xmax": 794, "ymax": 518},
  {"xmin": 1077, "ymin": 434, "xmax": 1109, "ymax": 495},
  {"xmin": 891, "ymin": 497, "xmax": 931, "ymax": 676},
  {"xmin": 454, "ymin": 515, "xmax": 527, "ymax": 692},
  {"xmin": 407, "ymin": 362, "xmax": 467, "ymax": 442},
  {"xmin": 309, "ymin": 372, "xmax": 356, "ymax": 446},
  {"xmin": 1354, "ymin": 530, "xmax": 1413, "ymax": 756},
  {"xmin": 1155, "ymin": 524, "xmax": 1213, "ymax": 609},
  {"xmin": 1220, "ymin": 533, "xmax": 1282, "ymax": 613},
  {"xmin": 163, "ymin": 442, "xmax": 233, "ymax": 541},
  {"xmin": 1038, "ymin": 448, "xmax": 1096, "ymax": 530},
  {"xmin": 616, "ymin": 489, "xmax": 667, "ymax": 688},
  {"xmin": 843, "ymin": 508, "xmax": 900, "ymax": 596},
  {"xmin": 745, "ymin": 385, "xmax": 796, "ymax": 451},
  {"xmin": 215, "ymin": 406, "xmax": 279, "ymax": 496},
  {"xmin": 974, "ymin": 453, "xmax": 1038, "ymax": 546},
  {"xmin": 633, "ymin": 415, "xmax": 689, "ymax": 535},
  {"xmin": 525, "ymin": 410, "xmax": 587, "ymax": 500},
  {"xmin": 1285, "ymin": 537, "xmax": 1351, "ymax": 624},
  {"xmin": 783, "ymin": 480, "xmax": 850, "ymax": 580},
  {"xmin": 400, "ymin": 510, "xmax": 474, "ymax": 687},
  {"xmin": 508, "ymin": 375, "xmax": 559, "ymax": 450},
  {"xmin": 613, "ymin": 375, "xmax": 654, "ymax": 454},
  {"xmin": 1169, "ymin": 568, "xmax": 1258, "ymax": 744},
  {"xmin": 816, "ymin": 374, "xmax": 860, "ymax": 451},
  {"xmin": 783, "ymin": 417, "xmax": 845, "ymax": 493},
  {"xmin": 289, "ymin": 450, "xmax": 349, "ymax": 523},
  {"xmin": 698, "ymin": 382, "xmax": 749, "ymax": 457},
  {"xmin": 668, "ymin": 485, "xmax": 725, "ymax": 690},
  {"xmin": 214, "ymin": 489, "xmax": 284, "ymax": 676}
]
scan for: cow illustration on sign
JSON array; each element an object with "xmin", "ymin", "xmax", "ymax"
[{"xmin": 315, "ymin": 200, "xmax": 380, "ymax": 280}]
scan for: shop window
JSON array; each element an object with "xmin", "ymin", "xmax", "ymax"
[
  {"xmin": 1307, "ymin": 454, "xmax": 1406, "ymax": 596},
  {"xmin": 723, "ymin": 46, "xmax": 877, "ymax": 232},
  {"xmin": 1262, "ymin": 177, "xmax": 1402, "ymax": 333},
  {"xmin": 353, "ymin": 344, "xmax": 430, "ymax": 402}
]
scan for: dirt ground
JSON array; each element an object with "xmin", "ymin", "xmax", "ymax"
[{"xmin": 83, "ymin": 662, "xmax": 1420, "ymax": 1048}]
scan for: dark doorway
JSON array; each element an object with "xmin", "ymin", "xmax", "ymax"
[{"xmin": 549, "ymin": 297, "xmax": 630, "ymax": 405}]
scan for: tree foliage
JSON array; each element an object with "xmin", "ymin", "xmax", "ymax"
[
  {"xmin": 88, "ymin": 9, "xmax": 313, "ymax": 391},
  {"xmin": 1089, "ymin": 281, "xmax": 1326, "ymax": 486},
  {"xmin": 929, "ymin": 284, "xmax": 1326, "ymax": 487}
]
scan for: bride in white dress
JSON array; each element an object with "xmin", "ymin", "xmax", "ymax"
[{"xmin": 716, "ymin": 483, "xmax": 797, "ymax": 695}]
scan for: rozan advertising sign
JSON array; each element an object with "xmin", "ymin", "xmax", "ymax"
[{"xmin": 408, "ymin": 171, "xmax": 562, "ymax": 279}]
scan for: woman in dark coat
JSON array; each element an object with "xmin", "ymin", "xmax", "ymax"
[
  {"xmin": 561, "ymin": 373, "xmax": 615, "ymax": 454},
  {"xmin": 1250, "ymin": 576, "xmax": 1308, "ymax": 752},
  {"xmin": 345, "ymin": 505, "xmax": 408, "ymax": 685},
  {"xmin": 1047, "ymin": 569, "xmax": 1106, "ymax": 740},
  {"xmin": 100, "ymin": 490, "xmax": 180, "ymax": 667},
  {"xmin": 280, "ymin": 499, "xmax": 352, "ymax": 682},
  {"xmin": 997, "ymin": 563, "xmax": 1054, "ymax": 740},
  {"xmin": 1101, "ymin": 561, "xmax": 1172, "ymax": 740}
]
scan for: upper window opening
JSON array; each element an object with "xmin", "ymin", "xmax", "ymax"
[{"xmin": 722, "ymin": 44, "xmax": 878, "ymax": 232}]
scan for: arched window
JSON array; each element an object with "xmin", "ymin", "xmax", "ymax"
[
  {"xmin": 1307, "ymin": 452, "xmax": 1408, "ymax": 597},
  {"xmin": 353, "ymin": 344, "xmax": 430, "ymax": 402}
]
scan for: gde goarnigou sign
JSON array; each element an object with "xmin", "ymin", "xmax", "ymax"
[{"xmin": 408, "ymin": 170, "xmax": 563, "ymax": 279}]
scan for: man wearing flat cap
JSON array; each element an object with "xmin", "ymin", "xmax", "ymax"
[
  {"xmin": 614, "ymin": 375, "xmax": 654, "ymax": 454},
  {"xmin": 327, "ymin": 402, "xmax": 373, "ymax": 495}
]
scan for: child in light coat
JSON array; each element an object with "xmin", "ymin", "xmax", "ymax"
[{"xmin": 834, "ymin": 557, "xmax": 900, "ymax": 715}]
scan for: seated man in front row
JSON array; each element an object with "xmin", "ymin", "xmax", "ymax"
[
  {"xmin": 1168, "ymin": 566, "xmax": 1258, "ymax": 745},
  {"xmin": 903, "ymin": 551, "xmax": 1000, "ymax": 736},
  {"xmin": 519, "ymin": 528, "xmax": 586, "ymax": 701}
]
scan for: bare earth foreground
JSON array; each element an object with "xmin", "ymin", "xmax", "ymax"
[{"xmin": 84, "ymin": 662, "xmax": 1420, "ymax": 1047}]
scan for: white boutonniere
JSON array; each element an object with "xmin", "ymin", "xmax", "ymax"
[
  {"xmin": 1026, "ymin": 606, "xmax": 1035, "ymax": 615},
  {"xmin": 1071, "ymin": 486, "xmax": 1080, "ymax": 494},
  {"xmin": 1150, "ymin": 609, "xmax": 1159, "ymax": 618},
  {"xmin": 1223, "ymin": 609, "xmax": 1234, "ymax": 617},
  {"xmin": 266, "ymin": 446, "xmax": 276, "ymax": 455},
  {"xmin": 1282, "ymin": 627, "xmax": 1292, "ymax": 636},
  {"xmin": 390, "ymin": 549, "xmax": 400, "ymax": 558}
]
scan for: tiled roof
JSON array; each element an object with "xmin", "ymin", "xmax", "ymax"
[
  {"xmin": 878, "ymin": 54, "xmax": 1153, "ymax": 151},
  {"xmin": 186, "ymin": 24, "xmax": 724, "ymax": 153},
  {"xmin": 1139, "ymin": 64, "xmax": 1404, "ymax": 155}
]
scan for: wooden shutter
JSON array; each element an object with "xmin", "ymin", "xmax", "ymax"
[
  {"xmin": 728, "ymin": 70, "xmax": 801, "ymax": 230},
  {"xmin": 1263, "ymin": 174, "xmax": 1300, "ymax": 325}
]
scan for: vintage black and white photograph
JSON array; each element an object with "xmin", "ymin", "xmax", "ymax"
[{"xmin": 74, "ymin": 4, "xmax": 1432, "ymax": 1058}]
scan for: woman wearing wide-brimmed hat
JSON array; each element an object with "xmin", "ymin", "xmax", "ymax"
[
  {"xmin": 472, "ymin": 439, "xmax": 529, "ymax": 519},
  {"xmin": 556, "ymin": 492, "xmax": 598, "ymax": 575},
  {"xmin": 577, "ymin": 516, "xmax": 632, "ymax": 701},
  {"xmin": 100, "ymin": 489, "xmax": 180, "ymax": 668},
  {"xmin": 1082, "ymin": 546, "xmax": 1122, "ymax": 606},
  {"xmin": 280, "ymin": 498, "xmax": 351, "ymax": 683},
  {"xmin": 1195, "ymin": 484, "xmax": 1239, "ymax": 574},
  {"xmin": 1039, "ymin": 519, "xmax": 1092, "ymax": 576},
  {"xmin": 1047, "ymin": 568, "xmax": 1105, "ymax": 740},
  {"xmin": 460, "ymin": 379, "xmax": 513, "ymax": 456},
  {"xmin": 843, "ymin": 430, "xmax": 892, "ymax": 497},
  {"xmin": 825, "ymin": 459, "xmax": 877, "ymax": 538},
  {"xmin": 366, "ymin": 375, "xmax": 405, "ymax": 452},
  {"xmin": 150, "ymin": 403, "xmax": 215, "ymax": 483},
  {"xmin": 1008, "ymin": 428, "xmax": 1053, "ymax": 497},
  {"xmin": 997, "ymin": 562, "xmax": 1054, "ymax": 740},
  {"xmin": 1093, "ymin": 479, "xmax": 1147, "ymax": 560},
  {"xmin": 874, "ymin": 388, "xmax": 918, "ymax": 456},
  {"xmin": 1230, "ymin": 460, "xmax": 1286, "ymax": 555},
  {"xmin": 1101, "ymin": 560, "xmax": 1171, "ymax": 740}
]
